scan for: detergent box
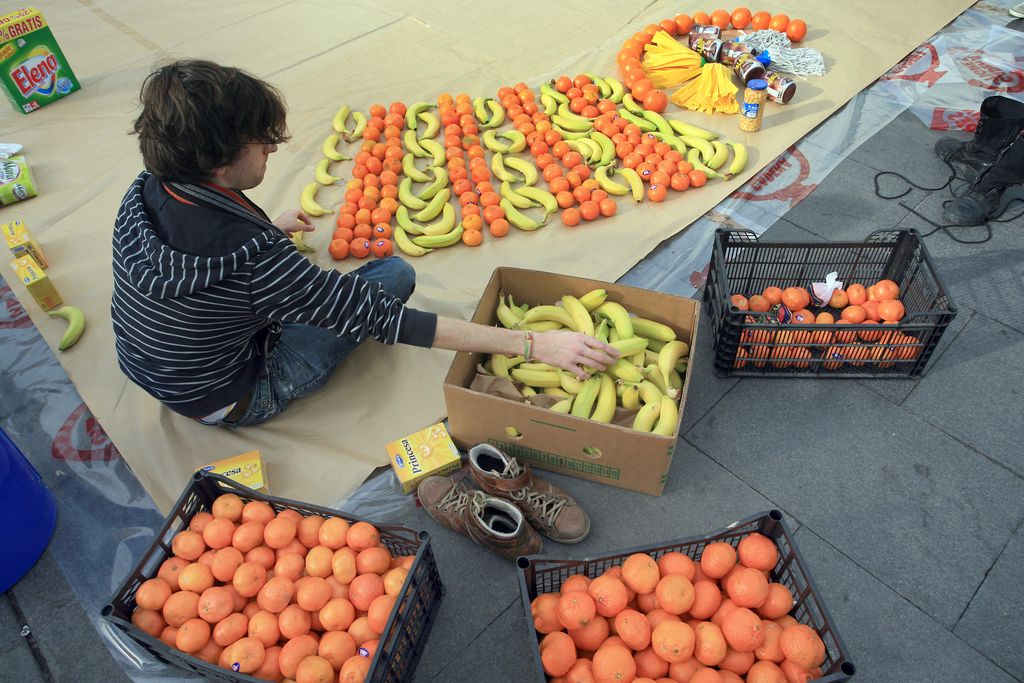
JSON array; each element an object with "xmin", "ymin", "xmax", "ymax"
[
  {"xmin": 386, "ymin": 422, "xmax": 462, "ymax": 494},
  {"xmin": 0, "ymin": 8, "xmax": 80, "ymax": 114},
  {"xmin": 197, "ymin": 450, "xmax": 271, "ymax": 495}
]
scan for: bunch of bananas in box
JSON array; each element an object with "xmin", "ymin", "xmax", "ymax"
[{"xmin": 484, "ymin": 288, "xmax": 689, "ymax": 435}]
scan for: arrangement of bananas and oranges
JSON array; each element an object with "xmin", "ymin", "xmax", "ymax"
[{"xmin": 483, "ymin": 288, "xmax": 689, "ymax": 435}]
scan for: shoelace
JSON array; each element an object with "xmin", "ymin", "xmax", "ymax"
[
  {"xmin": 436, "ymin": 482, "xmax": 472, "ymax": 515},
  {"xmin": 500, "ymin": 460, "xmax": 566, "ymax": 528}
]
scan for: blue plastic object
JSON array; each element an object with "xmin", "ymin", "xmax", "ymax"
[{"xmin": 0, "ymin": 426, "xmax": 57, "ymax": 594}]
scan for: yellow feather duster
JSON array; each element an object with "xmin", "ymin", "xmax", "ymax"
[
  {"xmin": 641, "ymin": 30, "xmax": 704, "ymax": 89},
  {"xmin": 669, "ymin": 63, "xmax": 740, "ymax": 115}
]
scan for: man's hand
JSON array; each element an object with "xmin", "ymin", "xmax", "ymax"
[
  {"xmin": 532, "ymin": 330, "xmax": 620, "ymax": 379},
  {"xmin": 274, "ymin": 210, "xmax": 314, "ymax": 235}
]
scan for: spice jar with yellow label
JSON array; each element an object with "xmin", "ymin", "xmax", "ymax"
[{"xmin": 739, "ymin": 79, "xmax": 768, "ymax": 133}]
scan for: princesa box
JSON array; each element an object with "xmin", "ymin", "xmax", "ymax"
[
  {"xmin": 10, "ymin": 253, "xmax": 60, "ymax": 310},
  {"xmin": 386, "ymin": 422, "xmax": 462, "ymax": 494},
  {"xmin": 443, "ymin": 267, "xmax": 700, "ymax": 497},
  {"xmin": 3, "ymin": 219, "xmax": 46, "ymax": 266},
  {"xmin": 197, "ymin": 450, "xmax": 270, "ymax": 494}
]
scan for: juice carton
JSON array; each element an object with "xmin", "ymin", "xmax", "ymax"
[
  {"xmin": 197, "ymin": 450, "xmax": 271, "ymax": 494},
  {"xmin": 10, "ymin": 254, "xmax": 60, "ymax": 310},
  {"xmin": 3, "ymin": 219, "xmax": 47, "ymax": 267},
  {"xmin": 386, "ymin": 422, "xmax": 462, "ymax": 494},
  {"xmin": 0, "ymin": 8, "xmax": 80, "ymax": 114}
]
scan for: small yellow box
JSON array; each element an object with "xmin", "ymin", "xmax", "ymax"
[
  {"xmin": 10, "ymin": 253, "xmax": 60, "ymax": 310},
  {"xmin": 3, "ymin": 219, "xmax": 47, "ymax": 267},
  {"xmin": 197, "ymin": 450, "xmax": 270, "ymax": 494},
  {"xmin": 386, "ymin": 422, "xmax": 462, "ymax": 494}
]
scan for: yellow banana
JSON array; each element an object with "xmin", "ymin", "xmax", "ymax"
[
  {"xmin": 414, "ymin": 188, "xmax": 451, "ymax": 223},
  {"xmin": 632, "ymin": 317, "xmax": 677, "ymax": 342},
  {"xmin": 315, "ymin": 158, "xmax": 340, "ymax": 185},
  {"xmin": 551, "ymin": 114, "xmax": 593, "ymax": 133},
  {"xmin": 617, "ymin": 167, "xmax": 644, "ymax": 203},
  {"xmin": 482, "ymin": 129, "xmax": 511, "ymax": 154},
  {"xmin": 418, "ymin": 112, "xmax": 441, "ymax": 140},
  {"xmin": 578, "ymin": 289, "xmax": 608, "ymax": 311},
  {"xmin": 484, "ymin": 99, "xmax": 506, "ymax": 129},
  {"xmin": 49, "ymin": 305, "xmax": 85, "ymax": 351},
  {"xmin": 557, "ymin": 102, "xmax": 596, "ymax": 124},
  {"xmin": 595, "ymin": 319, "xmax": 610, "ymax": 344},
  {"xmin": 540, "ymin": 93, "xmax": 558, "ymax": 116},
  {"xmin": 491, "ymin": 353, "xmax": 523, "ymax": 378},
  {"xmin": 646, "ymin": 337, "xmax": 667, "ymax": 352},
  {"xmin": 643, "ymin": 364, "xmax": 672, "ymax": 398},
  {"xmin": 404, "ymin": 129, "xmax": 430, "ymax": 158},
  {"xmin": 521, "ymin": 386, "xmax": 537, "ymax": 398},
  {"xmin": 523, "ymin": 305, "xmax": 577, "ymax": 330},
  {"xmin": 290, "ymin": 230, "xmax": 315, "ymax": 253},
  {"xmin": 606, "ymin": 76, "xmax": 625, "ymax": 104},
  {"xmin": 651, "ymin": 131, "xmax": 688, "ymax": 154},
  {"xmin": 632, "ymin": 401, "xmax": 661, "ymax": 432},
  {"xmin": 523, "ymin": 320, "xmax": 563, "ymax": 332},
  {"xmin": 607, "ymin": 358, "xmax": 643, "ymax": 383},
  {"xmin": 569, "ymin": 375, "xmax": 602, "ymax": 418},
  {"xmin": 331, "ymin": 105, "xmax": 351, "ymax": 135},
  {"xmin": 584, "ymin": 72, "xmax": 612, "ymax": 99},
  {"xmin": 410, "ymin": 221, "xmax": 463, "ymax": 248},
  {"xmin": 496, "ymin": 296, "xmax": 522, "ymax": 329},
  {"xmin": 499, "ymin": 130, "xmax": 526, "ymax": 153},
  {"xmin": 403, "ymin": 153, "xmax": 431, "ymax": 183},
  {"xmin": 610, "ymin": 336, "xmax": 648, "ymax": 356},
  {"xmin": 503, "ymin": 156, "xmax": 539, "ymax": 185},
  {"xmin": 686, "ymin": 149, "xmax": 725, "ymax": 180},
  {"xmin": 668, "ymin": 119, "xmax": 718, "ymax": 140},
  {"xmin": 620, "ymin": 383, "xmax": 640, "ymax": 410},
  {"xmin": 657, "ymin": 340, "xmax": 690, "ymax": 390},
  {"xmin": 560, "ymin": 371, "xmax": 585, "ymax": 395},
  {"xmin": 501, "ymin": 199, "xmax": 546, "ymax": 231},
  {"xmin": 515, "ymin": 186, "xmax": 558, "ymax": 216},
  {"xmin": 418, "ymin": 138, "xmax": 445, "ymax": 166},
  {"xmin": 543, "ymin": 386, "xmax": 572, "ymax": 398},
  {"xmin": 561, "ymin": 295, "xmax": 594, "ymax": 337},
  {"xmin": 418, "ymin": 203, "xmax": 457, "ymax": 236},
  {"xmin": 473, "ymin": 96, "xmax": 490, "ymax": 125},
  {"xmin": 653, "ymin": 396, "xmax": 679, "ymax": 436},
  {"xmin": 551, "ymin": 398, "xmax": 573, "ymax": 414},
  {"xmin": 342, "ymin": 111, "xmax": 366, "ymax": 142},
  {"xmin": 519, "ymin": 362, "xmax": 559, "ymax": 372},
  {"xmin": 393, "ymin": 225, "xmax": 432, "ymax": 256},
  {"xmin": 491, "ymin": 152, "xmax": 518, "ymax": 183},
  {"xmin": 501, "ymin": 181, "xmax": 537, "ymax": 210},
  {"xmin": 621, "ymin": 93, "xmax": 645, "ymax": 116},
  {"xmin": 637, "ymin": 380, "xmax": 663, "ymax": 405},
  {"xmin": 511, "ymin": 368, "xmax": 563, "ymax": 388},
  {"xmin": 590, "ymin": 373, "xmax": 617, "ymax": 423},
  {"xmin": 640, "ymin": 109, "xmax": 674, "ymax": 137},
  {"xmin": 680, "ymin": 135, "xmax": 716, "ymax": 163},
  {"xmin": 299, "ymin": 182, "xmax": 330, "ymax": 216},
  {"xmin": 405, "ymin": 101, "xmax": 433, "ymax": 132},
  {"xmin": 322, "ymin": 133, "xmax": 348, "ymax": 162},
  {"xmin": 398, "ymin": 178, "xmax": 428, "ymax": 211},
  {"xmin": 541, "ymin": 82, "xmax": 569, "ymax": 105},
  {"xmin": 595, "ymin": 165, "xmax": 630, "ymax": 196},
  {"xmin": 568, "ymin": 139, "xmax": 601, "ymax": 165},
  {"xmin": 395, "ymin": 205, "xmax": 424, "ymax": 235},
  {"xmin": 707, "ymin": 141, "xmax": 729, "ymax": 170},
  {"xmin": 618, "ymin": 109, "xmax": 656, "ymax": 133},
  {"xmin": 416, "ymin": 167, "xmax": 449, "ymax": 201},
  {"xmin": 552, "ymin": 124, "xmax": 591, "ymax": 141},
  {"xmin": 728, "ymin": 142, "xmax": 748, "ymax": 177},
  {"xmin": 594, "ymin": 301, "xmax": 633, "ymax": 339}
]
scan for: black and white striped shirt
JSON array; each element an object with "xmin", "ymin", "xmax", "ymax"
[{"xmin": 111, "ymin": 172, "xmax": 435, "ymax": 417}]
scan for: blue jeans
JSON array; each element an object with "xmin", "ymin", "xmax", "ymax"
[{"xmin": 223, "ymin": 257, "xmax": 416, "ymax": 428}]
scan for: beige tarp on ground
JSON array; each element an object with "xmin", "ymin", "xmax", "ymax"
[{"xmin": 2, "ymin": 0, "xmax": 971, "ymax": 512}]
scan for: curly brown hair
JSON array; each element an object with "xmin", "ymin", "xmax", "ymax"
[{"xmin": 132, "ymin": 60, "xmax": 290, "ymax": 183}]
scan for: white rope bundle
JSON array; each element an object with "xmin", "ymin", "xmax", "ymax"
[{"xmin": 736, "ymin": 30, "xmax": 826, "ymax": 77}]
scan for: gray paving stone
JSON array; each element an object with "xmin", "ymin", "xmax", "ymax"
[
  {"xmin": 849, "ymin": 109, "xmax": 959, "ymax": 189},
  {"xmin": 0, "ymin": 596, "xmax": 46, "ymax": 683},
  {"xmin": 759, "ymin": 217, "xmax": 827, "ymax": 243},
  {"xmin": 9, "ymin": 549, "xmax": 131, "ymax": 683},
  {"xmin": 954, "ymin": 523, "xmax": 1024, "ymax": 679},
  {"xmin": 782, "ymin": 157, "xmax": 927, "ymax": 243},
  {"xmin": 902, "ymin": 314, "xmax": 1024, "ymax": 477},
  {"xmin": 686, "ymin": 379, "xmax": 1024, "ymax": 629},
  {"xmin": 414, "ymin": 598, "xmax": 535, "ymax": 683},
  {"xmin": 679, "ymin": 313, "xmax": 740, "ymax": 434},
  {"xmin": 791, "ymin": 526, "xmax": 1017, "ymax": 683}
]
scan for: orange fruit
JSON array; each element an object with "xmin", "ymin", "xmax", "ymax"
[
  {"xmin": 531, "ymin": 593, "xmax": 562, "ymax": 634},
  {"xmin": 878, "ymin": 299, "xmax": 905, "ymax": 322},
  {"xmin": 622, "ymin": 553, "xmax": 661, "ymax": 594},
  {"xmin": 762, "ymin": 287, "xmax": 783, "ymax": 306},
  {"xmin": 840, "ymin": 305, "xmax": 866, "ymax": 324},
  {"xmin": 655, "ymin": 574, "xmax": 695, "ymax": 615},
  {"xmin": 338, "ymin": 654, "xmax": 371, "ymax": 683},
  {"xmin": 367, "ymin": 593, "xmax": 397, "ymax": 634},
  {"xmin": 780, "ymin": 659, "xmax": 823, "ymax": 683},
  {"xmin": 731, "ymin": 7, "xmax": 752, "ymax": 29},
  {"xmin": 277, "ymin": 603, "xmax": 311, "ymax": 640},
  {"xmin": 861, "ymin": 300, "xmax": 882, "ymax": 322},
  {"xmin": 689, "ymin": 580, "xmax": 723, "ymax": 620},
  {"xmin": 371, "ymin": 237, "xmax": 394, "ymax": 257},
  {"xmin": 651, "ymin": 620, "xmax": 696, "ymax": 663},
  {"xmin": 710, "ymin": 9, "xmax": 731, "ymax": 28},
  {"xmin": 828, "ymin": 288, "xmax": 849, "ymax": 308},
  {"xmin": 719, "ymin": 646, "xmax": 755, "ymax": 675},
  {"xmin": 540, "ymin": 631, "xmax": 577, "ymax": 677},
  {"xmin": 737, "ymin": 533, "xmax": 778, "ymax": 571},
  {"xmin": 720, "ymin": 606, "xmax": 764, "ymax": 652},
  {"xmin": 746, "ymin": 660, "xmax": 788, "ymax": 683},
  {"xmin": 755, "ymin": 619, "xmax": 785, "ymax": 661},
  {"xmin": 171, "ymin": 530, "xmax": 206, "ymax": 561},
  {"xmin": 562, "ymin": 574, "xmax": 592, "ymax": 594},
  {"xmin": 747, "ymin": 295, "xmax": 770, "ymax": 313},
  {"xmin": 592, "ymin": 644, "xmax": 637, "ymax": 683},
  {"xmin": 348, "ymin": 572, "xmax": 385, "ymax": 612},
  {"xmin": 175, "ymin": 617, "xmax": 211, "ymax": 653},
  {"xmin": 163, "ymin": 590, "xmax": 200, "ymax": 627},
  {"xmin": 786, "ymin": 19, "xmax": 808, "ymax": 43},
  {"xmin": 197, "ymin": 586, "xmax": 234, "ymax": 624},
  {"xmin": 846, "ymin": 283, "xmax": 867, "ymax": 306},
  {"xmin": 279, "ymin": 634, "xmax": 319, "ymax": 680},
  {"xmin": 588, "ymin": 574, "xmax": 630, "ymax": 618},
  {"xmin": 136, "ymin": 578, "xmax": 173, "ymax": 612},
  {"xmin": 725, "ymin": 567, "xmax": 769, "ymax": 609},
  {"xmin": 328, "ymin": 238, "xmax": 350, "ymax": 260},
  {"xmin": 699, "ymin": 542, "xmax": 737, "ymax": 579},
  {"xmin": 614, "ymin": 608, "xmax": 652, "ymax": 651},
  {"xmin": 569, "ymin": 613, "xmax": 610, "ymax": 652},
  {"xmin": 226, "ymin": 636, "xmax": 266, "ymax": 674},
  {"xmin": 693, "ymin": 620, "xmax": 728, "ymax": 666},
  {"xmin": 779, "ymin": 623, "xmax": 826, "ymax": 669},
  {"xmin": 675, "ymin": 13, "xmax": 694, "ymax": 34},
  {"xmin": 757, "ymin": 583, "xmax": 794, "ymax": 620},
  {"xmin": 693, "ymin": 11, "xmax": 711, "ymax": 25},
  {"xmin": 731, "ymin": 294, "xmax": 750, "ymax": 311},
  {"xmin": 781, "ymin": 287, "xmax": 810, "ymax": 311},
  {"xmin": 658, "ymin": 552, "xmax": 696, "ymax": 580},
  {"xmin": 558, "ymin": 590, "xmax": 597, "ymax": 630},
  {"xmin": 768, "ymin": 14, "xmax": 790, "ymax": 32}
]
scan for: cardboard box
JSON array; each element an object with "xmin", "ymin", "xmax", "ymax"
[
  {"xmin": 0, "ymin": 8, "xmax": 80, "ymax": 114},
  {"xmin": 443, "ymin": 267, "xmax": 700, "ymax": 497},
  {"xmin": 386, "ymin": 422, "xmax": 463, "ymax": 494},
  {"xmin": 3, "ymin": 219, "xmax": 46, "ymax": 266},
  {"xmin": 10, "ymin": 253, "xmax": 60, "ymax": 310},
  {"xmin": 197, "ymin": 450, "xmax": 270, "ymax": 494}
]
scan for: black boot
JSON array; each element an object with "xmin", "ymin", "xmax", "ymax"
[
  {"xmin": 935, "ymin": 96, "xmax": 1024, "ymax": 181},
  {"xmin": 943, "ymin": 133, "xmax": 1024, "ymax": 225}
]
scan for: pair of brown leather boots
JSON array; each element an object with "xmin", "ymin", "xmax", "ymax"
[{"xmin": 417, "ymin": 444, "xmax": 590, "ymax": 560}]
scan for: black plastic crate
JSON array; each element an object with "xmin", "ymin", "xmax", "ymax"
[
  {"xmin": 102, "ymin": 471, "xmax": 443, "ymax": 683},
  {"xmin": 702, "ymin": 228, "xmax": 956, "ymax": 378},
  {"xmin": 516, "ymin": 510, "xmax": 856, "ymax": 682}
]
